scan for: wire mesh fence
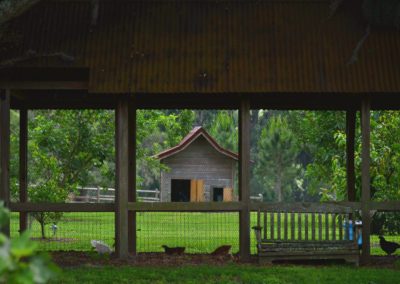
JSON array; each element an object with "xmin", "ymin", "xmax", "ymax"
[
  {"xmin": 370, "ymin": 211, "xmax": 400, "ymax": 256},
  {"xmin": 10, "ymin": 212, "xmax": 115, "ymax": 251},
  {"xmin": 9, "ymin": 210, "xmax": 399, "ymax": 256},
  {"xmin": 137, "ymin": 212, "xmax": 240, "ymax": 254}
]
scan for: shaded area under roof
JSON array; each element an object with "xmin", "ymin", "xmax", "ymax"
[{"xmin": 1, "ymin": 0, "xmax": 399, "ymax": 94}]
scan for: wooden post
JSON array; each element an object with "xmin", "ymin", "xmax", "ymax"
[
  {"xmin": 361, "ymin": 96, "xmax": 371, "ymax": 263},
  {"xmin": 115, "ymin": 95, "xmax": 131, "ymax": 258},
  {"xmin": 19, "ymin": 108, "xmax": 28, "ymax": 233},
  {"xmin": 0, "ymin": 90, "xmax": 10, "ymax": 236},
  {"xmin": 127, "ymin": 98, "xmax": 136, "ymax": 255},
  {"xmin": 346, "ymin": 110, "xmax": 356, "ymax": 202},
  {"xmin": 239, "ymin": 98, "xmax": 251, "ymax": 260}
]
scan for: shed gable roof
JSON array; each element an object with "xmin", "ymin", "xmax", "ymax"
[{"xmin": 155, "ymin": 126, "xmax": 238, "ymax": 161}]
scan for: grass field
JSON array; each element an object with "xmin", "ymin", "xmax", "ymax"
[
  {"xmin": 9, "ymin": 212, "xmax": 400, "ymax": 255},
  {"xmin": 54, "ymin": 265, "xmax": 400, "ymax": 284}
]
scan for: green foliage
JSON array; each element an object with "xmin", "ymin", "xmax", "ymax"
[
  {"xmin": 0, "ymin": 202, "xmax": 59, "ymax": 284},
  {"xmin": 255, "ymin": 115, "xmax": 301, "ymax": 202},
  {"xmin": 206, "ymin": 110, "xmax": 238, "ymax": 152}
]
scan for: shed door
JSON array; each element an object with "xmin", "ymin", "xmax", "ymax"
[
  {"xmin": 223, "ymin": 187, "xmax": 233, "ymax": 202},
  {"xmin": 190, "ymin": 179, "xmax": 204, "ymax": 202}
]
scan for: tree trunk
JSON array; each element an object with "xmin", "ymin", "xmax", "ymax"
[
  {"xmin": 275, "ymin": 175, "xmax": 283, "ymax": 202},
  {"xmin": 40, "ymin": 221, "xmax": 46, "ymax": 239}
]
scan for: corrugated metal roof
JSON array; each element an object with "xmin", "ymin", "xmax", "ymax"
[{"xmin": 1, "ymin": 0, "xmax": 400, "ymax": 93}]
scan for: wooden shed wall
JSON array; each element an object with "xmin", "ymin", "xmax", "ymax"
[{"xmin": 160, "ymin": 136, "xmax": 236, "ymax": 202}]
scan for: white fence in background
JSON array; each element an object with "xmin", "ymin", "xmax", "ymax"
[{"xmin": 71, "ymin": 187, "xmax": 160, "ymax": 203}]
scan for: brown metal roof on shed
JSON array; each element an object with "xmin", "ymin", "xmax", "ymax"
[
  {"xmin": 1, "ymin": 0, "xmax": 400, "ymax": 94},
  {"xmin": 155, "ymin": 126, "xmax": 238, "ymax": 161}
]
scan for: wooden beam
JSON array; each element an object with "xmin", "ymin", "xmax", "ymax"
[
  {"xmin": 115, "ymin": 95, "xmax": 130, "ymax": 258},
  {"xmin": 369, "ymin": 201, "xmax": 400, "ymax": 211},
  {"xmin": 19, "ymin": 108, "xmax": 28, "ymax": 233},
  {"xmin": 0, "ymin": 81, "xmax": 89, "ymax": 90},
  {"xmin": 0, "ymin": 90, "xmax": 10, "ymax": 236},
  {"xmin": 239, "ymin": 98, "xmax": 251, "ymax": 260},
  {"xmin": 346, "ymin": 110, "xmax": 356, "ymax": 202},
  {"xmin": 9, "ymin": 202, "xmax": 115, "ymax": 212},
  {"xmin": 127, "ymin": 202, "xmax": 245, "ymax": 212},
  {"xmin": 250, "ymin": 202, "xmax": 360, "ymax": 213},
  {"xmin": 360, "ymin": 96, "xmax": 371, "ymax": 263},
  {"xmin": 127, "ymin": 98, "xmax": 136, "ymax": 254}
]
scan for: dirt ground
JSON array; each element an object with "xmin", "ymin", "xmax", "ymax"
[{"xmin": 50, "ymin": 251, "xmax": 399, "ymax": 269}]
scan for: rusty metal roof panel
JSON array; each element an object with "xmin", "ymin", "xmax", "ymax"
[{"xmin": 1, "ymin": 0, "xmax": 400, "ymax": 93}]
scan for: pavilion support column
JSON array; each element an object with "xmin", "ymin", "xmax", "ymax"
[
  {"xmin": 346, "ymin": 110, "xmax": 356, "ymax": 202},
  {"xmin": 127, "ymin": 98, "xmax": 136, "ymax": 255},
  {"xmin": 116, "ymin": 95, "xmax": 134, "ymax": 258},
  {"xmin": 0, "ymin": 90, "xmax": 10, "ymax": 236},
  {"xmin": 239, "ymin": 98, "xmax": 251, "ymax": 260},
  {"xmin": 19, "ymin": 108, "xmax": 28, "ymax": 233},
  {"xmin": 360, "ymin": 96, "xmax": 371, "ymax": 263}
]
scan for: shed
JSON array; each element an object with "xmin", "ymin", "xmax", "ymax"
[{"xmin": 155, "ymin": 127, "xmax": 238, "ymax": 202}]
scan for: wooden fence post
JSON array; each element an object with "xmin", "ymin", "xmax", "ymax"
[
  {"xmin": 346, "ymin": 110, "xmax": 356, "ymax": 202},
  {"xmin": 115, "ymin": 95, "xmax": 131, "ymax": 258},
  {"xmin": 127, "ymin": 97, "xmax": 136, "ymax": 254},
  {"xmin": 19, "ymin": 108, "xmax": 28, "ymax": 233},
  {"xmin": 239, "ymin": 98, "xmax": 251, "ymax": 260},
  {"xmin": 0, "ymin": 89, "xmax": 10, "ymax": 236},
  {"xmin": 361, "ymin": 96, "xmax": 371, "ymax": 263}
]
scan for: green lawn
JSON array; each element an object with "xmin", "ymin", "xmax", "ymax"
[
  {"xmin": 54, "ymin": 265, "xmax": 400, "ymax": 284},
  {"xmin": 9, "ymin": 212, "xmax": 400, "ymax": 255}
]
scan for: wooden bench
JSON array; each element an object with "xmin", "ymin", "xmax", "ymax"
[{"xmin": 253, "ymin": 204, "xmax": 360, "ymax": 265}]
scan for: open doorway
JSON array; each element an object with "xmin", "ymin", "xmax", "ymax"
[
  {"xmin": 213, "ymin": 187, "xmax": 223, "ymax": 202},
  {"xmin": 171, "ymin": 179, "xmax": 191, "ymax": 202}
]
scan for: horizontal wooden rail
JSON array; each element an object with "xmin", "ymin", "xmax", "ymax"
[
  {"xmin": 9, "ymin": 201, "xmax": 399, "ymax": 213},
  {"xmin": 369, "ymin": 201, "xmax": 400, "ymax": 211},
  {"xmin": 250, "ymin": 202, "xmax": 361, "ymax": 213},
  {"xmin": 128, "ymin": 202, "xmax": 245, "ymax": 212},
  {"xmin": 9, "ymin": 202, "xmax": 115, "ymax": 212}
]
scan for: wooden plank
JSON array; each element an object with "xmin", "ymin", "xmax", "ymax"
[
  {"xmin": 346, "ymin": 110, "xmax": 356, "ymax": 202},
  {"xmin": 0, "ymin": 90, "xmax": 10, "ymax": 236},
  {"xmin": 270, "ymin": 212, "xmax": 275, "ymax": 240},
  {"xmin": 361, "ymin": 96, "xmax": 371, "ymax": 263},
  {"xmin": 128, "ymin": 201, "xmax": 245, "ymax": 212},
  {"xmin": 298, "ymin": 213, "xmax": 302, "ymax": 241},
  {"xmin": 332, "ymin": 214, "xmax": 336, "ymax": 241},
  {"xmin": 239, "ymin": 98, "xmax": 251, "ymax": 260},
  {"xmin": 115, "ymin": 95, "xmax": 130, "ymax": 258},
  {"xmin": 190, "ymin": 179, "xmax": 197, "ymax": 202},
  {"xmin": 196, "ymin": 180, "xmax": 204, "ymax": 202},
  {"xmin": 318, "ymin": 214, "xmax": 322, "ymax": 241},
  {"xmin": 284, "ymin": 212, "xmax": 288, "ymax": 240},
  {"xmin": 127, "ymin": 98, "xmax": 136, "ymax": 254},
  {"xmin": 369, "ymin": 201, "xmax": 400, "ymax": 211},
  {"xmin": 223, "ymin": 187, "xmax": 233, "ymax": 202},
  {"xmin": 291, "ymin": 212, "xmax": 295, "ymax": 241},
  {"xmin": 250, "ymin": 202, "xmax": 357, "ymax": 213},
  {"xmin": 257, "ymin": 209, "xmax": 261, "ymax": 228},
  {"xmin": 338, "ymin": 214, "xmax": 343, "ymax": 240},
  {"xmin": 277, "ymin": 212, "xmax": 281, "ymax": 240},
  {"xmin": 263, "ymin": 211, "xmax": 267, "ymax": 240},
  {"xmin": 311, "ymin": 213, "xmax": 316, "ymax": 241},
  {"xmin": 304, "ymin": 213, "xmax": 309, "ymax": 240},
  {"xmin": 0, "ymin": 81, "xmax": 89, "ymax": 90},
  {"xmin": 9, "ymin": 202, "xmax": 115, "ymax": 212},
  {"xmin": 325, "ymin": 213, "xmax": 329, "ymax": 241},
  {"xmin": 19, "ymin": 108, "xmax": 28, "ymax": 234}
]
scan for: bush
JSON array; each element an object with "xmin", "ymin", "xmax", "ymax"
[{"xmin": 0, "ymin": 202, "xmax": 59, "ymax": 284}]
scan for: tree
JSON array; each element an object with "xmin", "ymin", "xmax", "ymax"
[
  {"xmin": 206, "ymin": 110, "xmax": 238, "ymax": 152},
  {"xmin": 255, "ymin": 115, "xmax": 300, "ymax": 202},
  {"xmin": 21, "ymin": 110, "xmax": 115, "ymax": 238}
]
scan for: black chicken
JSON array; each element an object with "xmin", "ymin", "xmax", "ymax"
[
  {"xmin": 379, "ymin": 236, "xmax": 400, "ymax": 255},
  {"xmin": 161, "ymin": 245, "xmax": 185, "ymax": 255}
]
